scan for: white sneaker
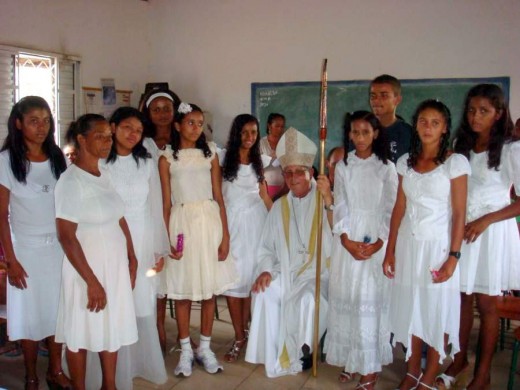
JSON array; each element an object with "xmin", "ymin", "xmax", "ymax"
[
  {"xmin": 174, "ymin": 349, "xmax": 194, "ymax": 377},
  {"xmin": 195, "ymin": 348, "xmax": 223, "ymax": 374}
]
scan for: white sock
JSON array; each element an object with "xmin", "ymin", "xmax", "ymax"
[
  {"xmin": 199, "ymin": 334, "xmax": 211, "ymax": 351},
  {"xmin": 180, "ymin": 337, "xmax": 192, "ymax": 352}
]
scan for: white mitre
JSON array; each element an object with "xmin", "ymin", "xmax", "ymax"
[{"xmin": 276, "ymin": 127, "xmax": 317, "ymax": 169}]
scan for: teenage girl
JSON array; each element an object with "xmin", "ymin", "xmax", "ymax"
[
  {"xmin": 259, "ymin": 113, "xmax": 286, "ymax": 198},
  {"xmin": 383, "ymin": 100, "xmax": 470, "ymax": 390},
  {"xmin": 219, "ymin": 114, "xmax": 272, "ymax": 362},
  {"xmin": 105, "ymin": 107, "xmax": 170, "ymax": 387},
  {"xmin": 438, "ymin": 84, "xmax": 520, "ymax": 390},
  {"xmin": 0, "ymin": 96, "xmax": 70, "ymax": 390},
  {"xmin": 325, "ymin": 111, "xmax": 397, "ymax": 390},
  {"xmin": 158, "ymin": 102, "xmax": 237, "ymax": 377},
  {"xmin": 140, "ymin": 88, "xmax": 180, "ymax": 352}
]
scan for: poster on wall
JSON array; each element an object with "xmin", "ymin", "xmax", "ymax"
[{"xmin": 82, "ymin": 87, "xmax": 132, "ymax": 118}]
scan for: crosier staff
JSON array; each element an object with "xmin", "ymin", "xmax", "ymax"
[{"xmin": 312, "ymin": 58, "xmax": 327, "ymax": 377}]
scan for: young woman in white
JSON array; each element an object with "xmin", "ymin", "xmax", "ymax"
[{"xmin": 325, "ymin": 111, "xmax": 397, "ymax": 390}]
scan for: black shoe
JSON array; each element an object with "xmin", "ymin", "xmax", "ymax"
[{"xmin": 301, "ymin": 353, "xmax": 313, "ymax": 371}]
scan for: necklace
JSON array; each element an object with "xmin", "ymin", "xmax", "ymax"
[{"xmin": 291, "ymin": 197, "xmax": 310, "ymax": 256}]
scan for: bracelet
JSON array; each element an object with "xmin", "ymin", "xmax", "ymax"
[{"xmin": 448, "ymin": 251, "xmax": 461, "ymax": 259}]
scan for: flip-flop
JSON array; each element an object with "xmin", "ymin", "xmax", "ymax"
[{"xmin": 436, "ymin": 373, "xmax": 456, "ymax": 389}]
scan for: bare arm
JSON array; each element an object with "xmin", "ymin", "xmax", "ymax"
[
  {"xmin": 258, "ymin": 179, "xmax": 273, "ymax": 211},
  {"xmin": 383, "ymin": 175, "xmax": 406, "ymax": 278},
  {"xmin": 119, "ymin": 217, "xmax": 138, "ymax": 289},
  {"xmin": 158, "ymin": 155, "xmax": 180, "ymax": 259},
  {"xmin": 464, "ymin": 199, "xmax": 520, "ymax": 243},
  {"xmin": 56, "ymin": 218, "xmax": 106, "ymax": 312},
  {"xmin": 211, "ymin": 156, "xmax": 230, "ymax": 260},
  {"xmin": 433, "ymin": 174, "xmax": 468, "ymax": 283},
  {"xmin": 0, "ymin": 185, "xmax": 28, "ymax": 289}
]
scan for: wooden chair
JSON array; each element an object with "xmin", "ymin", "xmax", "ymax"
[
  {"xmin": 474, "ymin": 295, "xmax": 520, "ymax": 377},
  {"xmin": 168, "ymin": 298, "xmax": 220, "ymax": 320}
]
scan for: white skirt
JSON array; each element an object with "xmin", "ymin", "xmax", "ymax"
[
  {"xmin": 163, "ymin": 199, "xmax": 238, "ymax": 300},
  {"xmin": 459, "ymin": 217, "xmax": 520, "ymax": 296},
  {"xmin": 7, "ymin": 232, "xmax": 63, "ymax": 341}
]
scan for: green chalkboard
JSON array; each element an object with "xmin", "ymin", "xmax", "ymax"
[{"xmin": 252, "ymin": 77, "xmax": 510, "ymax": 158}]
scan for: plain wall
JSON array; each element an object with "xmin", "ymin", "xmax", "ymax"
[
  {"xmin": 1, "ymin": 0, "xmax": 519, "ymax": 144},
  {"xmin": 149, "ymin": 0, "xmax": 520, "ymax": 144}
]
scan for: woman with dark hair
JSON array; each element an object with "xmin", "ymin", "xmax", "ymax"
[
  {"xmin": 437, "ymin": 84, "xmax": 520, "ymax": 390},
  {"xmin": 383, "ymin": 100, "xmax": 470, "ymax": 390},
  {"xmin": 140, "ymin": 88, "xmax": 180, "ymax": 352},
  {"xmin": 104, "ymin": 107, "xmax": 170, "ymax": 387},
  {"xmin": 0, "ymin": 96, "xmax": 70, "ymax": 389},
  {"xmin": 325, "ymin": 111, "xmax": 396, "ymax": 388},
  {"xmin": 259, "ymin": 113, "xmax": 286, "ymax": 198},
  {"xmin": 219, "ymin": 114, "xmax": 272, "ymax": 362},
  {"xmin": 54, "ymin": 114, "xmax": 138, "ymax": 390}
]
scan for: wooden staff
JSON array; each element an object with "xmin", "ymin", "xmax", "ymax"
[{"xmin": 312, "ymin": 58, "xmax": 327, "ymax": 377}]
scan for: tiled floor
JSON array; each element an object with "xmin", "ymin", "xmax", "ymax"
[{"xmin": 0, "ymin": 297, "xmax": 517, "ymax": 389}]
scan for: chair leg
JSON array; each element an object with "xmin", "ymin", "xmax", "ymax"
[
  {"xmin": 501, "ymin": 317, "xmax": 505, "ymax": 350},
  {"xmin": 214, "ymin": 299, "xmax": 220, "ymax": 320},
  {"xmin": 508, "ymin": 339, "xmax": 519, "ymax": 390},
  {"xmin": 168, "ymin": 299, "xmax": 175, "ymax": 319}
]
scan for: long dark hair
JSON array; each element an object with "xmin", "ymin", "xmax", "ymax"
[
  {"xmin": 171, "ymin": 103, "xmax": 212, "ymax": 160},
  {"xmin": 408, "ymin": 99, "xmax": 451, "ymax": 168},
  {"xmin": 106, "ymin": 107, "xmax": 150, "ymax": 165},
  {"xmin": 65, "ymin": 114, "xmax": 107, "ymax": 150},
  {"xmin": 453, "ymin": 84, "xmax": 516, "ymax": 170},
  {"xmin": 140, "ymin": 88, "xmax": 180, "ymax": 139},
  {"xmin": 1, "ymin": 96, "xmax": 66, "ymax": 183},
  {"xmin": 342, "ymin": 110, "xmax": 389, "ymax": 165},
  {"xmin": 223, "ymin": 114, "xmax": 264, "ymax": 182}
]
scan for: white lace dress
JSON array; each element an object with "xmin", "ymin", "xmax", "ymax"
[
  {"xmin": 160, "ymin": 143, "xmax": 238, "ymax": 300},
  {"xmin": 389, "ymin": 153, "xmax": 471, "ymax": 362},
  {"xmin": 325, "ymin": 152, "xmax": 397, "ymax": 375},
  {"xmin": 459, "ymin": 141, "xmax": 520, "ymax": 295},
  {"xmin": 219, "ymin": 152, "xmax": 270, "ymax": 297}
]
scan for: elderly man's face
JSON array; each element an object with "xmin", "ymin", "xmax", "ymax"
[{"xmin": 282, "ymin": 165, "xmax": 313, "ymax": 198}]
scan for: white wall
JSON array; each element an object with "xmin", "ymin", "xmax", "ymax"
[
  {"xmin": 150, "ymin": 0, "xmax": 520, "ymax": 144},
  {"xmin": 0, "ymin": 0, "xmax": 154, "ymax": 106},
  {"xmin": 1, "ymin": 0, "xmax": 519, "ymax": 144}
]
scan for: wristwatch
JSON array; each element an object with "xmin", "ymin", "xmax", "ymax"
[
  {"xmin": 448, "ymin": 251, "xmax": 461, "ymax": 260},
  {"xmin": 324, "ymin": 203, "xmax": 335, "ymax": 212}
]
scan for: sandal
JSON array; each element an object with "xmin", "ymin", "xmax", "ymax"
[
  {"xmin": 418, "ymin": 381, "xmax": 437, "ymax": 390},
  {"xmin": 224, "ymin": 339, "xmax": 246, "ymax": 362},
  {"xmin": 356, "ymin": 378, "xmax": 377, "ymax": 390},
  {"xmin": 46, "ymin": 370, "xmax": 72, "ymax": 390},
  {"xmin": 338, "ymin": 370, "xmax": 353, "ymax": 383},
  {"xmin": 436, "ymin": 373, "xmax": 456, "ymax": 389},
  {"xmin": 396, "ymin": 372, "xmax": 423, "ymax": 390}
]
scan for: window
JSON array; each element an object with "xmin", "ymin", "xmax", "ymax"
[{"xmin": 0, "ymin": 45, "xmax": 80, "ymax": 146}]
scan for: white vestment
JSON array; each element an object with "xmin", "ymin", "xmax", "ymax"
[{"xmin": 245, "ymin": 182, "xmax": 332, "ymax": 377}]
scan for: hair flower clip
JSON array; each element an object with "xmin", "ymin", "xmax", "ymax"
[{"xmin": 178, "ymin": 102, "xmax": 192, "ymax": 114}]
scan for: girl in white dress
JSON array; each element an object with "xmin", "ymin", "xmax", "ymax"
[
  {"xmin": 140, "ymin": 89, "xmax": 180, "ymax": 352},
  {"xmin": 438, "ymin": 84, "xmax": 520, "ymax": 390},
  {"xmin": 383, "ymin": 100, "xmax": 470, "ymax": 390},
  {"xmin": 105, "ymin": 107, "xmax": 170, "ymax": 388},
  {"xmin": 159, "ymin": 102, "xmax": 237, "ymax": 377},
  {"xmin": 219, "ymin": 114, "xmax": 272, "ymax": 362},
  {"xmin": 0, "ymin": 96, "xmax": 70, "ymax": 389},
  {"xmin": 325, "ymin": 111, "xmax": 397, "ymax": 389},
  {"xmin": 55, "ymin": 114, "xmax": 138, "ymax": 390}
]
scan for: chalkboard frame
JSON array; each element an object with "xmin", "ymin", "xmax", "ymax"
[{"xmin": 251, "ymin": 76, "xmax": 510, "ymax": 156}]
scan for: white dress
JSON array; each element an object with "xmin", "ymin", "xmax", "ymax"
[
  {"xmin": 160, "ymin": 143, "xmax": 238, "ymax": 300},
  {"xmin": 459, "ymin": 141, "xmax": 520, "ymax": 295},
  {"xmin": 389, "ymin": 153, "xmax": 471, "ymax": 362},
  {"xmin": 0, "ymin": 151, "xmax": 63, "ymax": 341},
  {"xmin": 54, "ymin": 164, "xmax": 137, "ymax": 353},
  {"xmin": 259, "ymin": 136, "xmax": 284, "ymax": 197},
  {"xmin": 325, "ymin": 153, "xmax": 397, "ymax": 375},
  {"xmin": 104, "ymin": 155, "xmax": 169, "ymax": 388},
  {"xmin": 219, "ymin": 151, "xmax": 270, "ymax": 297}
]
